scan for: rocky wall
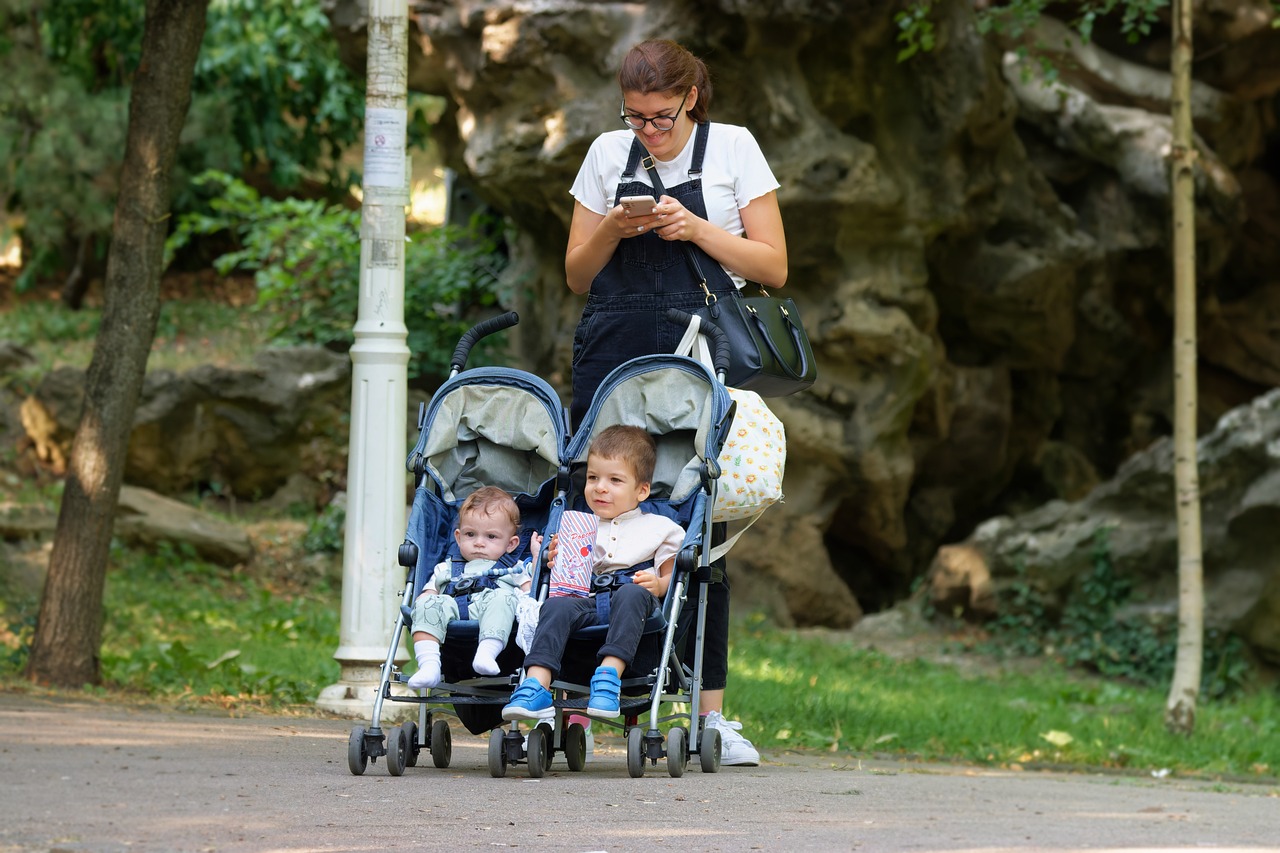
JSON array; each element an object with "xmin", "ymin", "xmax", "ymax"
[{"xmin": 325, "ymin": 0, "xmax": 1280, "ymax": 630}]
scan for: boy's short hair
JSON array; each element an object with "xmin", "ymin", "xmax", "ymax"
[
  {"xmin": 588, "ymin": 425, "xmax": 657, "ymax": 485},
  {"xmin": 459, "ymin": 485, "xmax": 520, "ymax": 531}
]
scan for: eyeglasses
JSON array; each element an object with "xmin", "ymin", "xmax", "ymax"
[{"xmin": 619, "ymin": 91, "xmax": 689, "ymax": 133}]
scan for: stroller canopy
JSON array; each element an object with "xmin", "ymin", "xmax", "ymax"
[
  {"xmin": 567, "ymin": 354, "xmax": 732, "ymax": 506},
  {"xmin": 416, "ymin": 368, "xmax": 567, "ymax": 503}
]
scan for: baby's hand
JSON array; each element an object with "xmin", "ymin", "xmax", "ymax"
[{"xmin": 529, "ymin": 531, "xmax": 544, "ymax": 565}]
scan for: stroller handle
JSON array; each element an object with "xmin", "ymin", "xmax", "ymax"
[
  {"xmin": 665, "ymin": 308, "xmax": 731, "ymax": 379},
  {"xmin": 450, "ymin": 311, "xmax": 519, "ymax": 374}
]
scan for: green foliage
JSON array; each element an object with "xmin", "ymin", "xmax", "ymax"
[
  {"xmin": 167, "ymin": 172, "xmax": 507, "ymax": 381},
  {"xmin": 1, "ymin": 0, "xmax": 378, "ymax": 289},
  {"xmin": 893, "ymin": 3, "xmax": 935, "ymax": 62},
  {"xmin": 196, "ymin": 0, "xmax": 365, "ymax": 190},
  {"xmin": 0, "ymin": 0, "xmax": 128, "ymax": 287},
  {"xmin": 303, "ymin": 499, "xmax": 346, "ymax": 555},
  {"xmin": 40, "ymin": 0, "xmax": 143, "ymax": 90},
  {"xmin": 984, "ymin": 529, "xmax": 1251, "ymax": 698},
  {"xmin": 895, "ymin": 1, "xmax": 1175, "ymax": 63},
  {"xmin": 0, "ymin": 298, "xmax": 102, "ymax": 347}
]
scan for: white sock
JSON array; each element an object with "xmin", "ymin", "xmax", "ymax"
[
  {"xmin": 472, "ymin": 638, "xmax": 504, "ymax": 676},
  {"xmin": 407, "ymin": 640, "xmax": 441, "ymax": 689}
]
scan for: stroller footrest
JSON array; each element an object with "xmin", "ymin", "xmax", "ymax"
[{"xmin": 555, "ymin": 696, "xmax": 651, "ymax": 713}]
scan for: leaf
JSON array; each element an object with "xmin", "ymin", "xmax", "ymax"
[
  {"xmin": 1040, "ymin": 729, "xmax": 1074, "ymax": 747},
  {"xmin": 206, "ymin": 649, "xmax": 242, "ymax": 669}
]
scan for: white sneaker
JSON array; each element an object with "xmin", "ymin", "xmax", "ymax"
[{"xmin": 705, "ymin": 711, "xmax": 760, "ymax": 766}]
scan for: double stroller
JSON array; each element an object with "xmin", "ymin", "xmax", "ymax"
[{"xmin": 346, "ymin": 311, "xmax": 736, "ymax": 778}]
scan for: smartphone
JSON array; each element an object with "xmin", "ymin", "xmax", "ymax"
[{"xmin": 619, "ymin": 195, "xmax": 657, "ymax": 217}]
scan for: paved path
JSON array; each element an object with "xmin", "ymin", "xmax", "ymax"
[{"xmin": 1, "ymin": 693, "xmax": 1277, "ymax": 852}]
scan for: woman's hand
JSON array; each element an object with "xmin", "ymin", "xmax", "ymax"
[
  {"xmin": 613, "ymin": 198, "xmax": 662, "ymax": 239},
  {"xmin": 650, "ymin": 195, "xmax": 702, "ymax": 243},
  {"xmin": 543, "ymin": 534, "xmax": 558, "ymax": 566}
]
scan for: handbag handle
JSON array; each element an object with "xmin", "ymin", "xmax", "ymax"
[{"xmin": 745, "ymin": 301, "xmax": 811, "ymax": 381}]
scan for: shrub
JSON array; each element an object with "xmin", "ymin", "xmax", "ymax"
[
  {"xmin": 167, "ymin": 172, "xmax": 507, "ymax": 382},
  {"xmin": 986, "ymin": 528, "xmax": 1251, "ymax": 697}
]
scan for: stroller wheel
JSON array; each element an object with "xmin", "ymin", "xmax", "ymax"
[
  {"xmin": 526, "ymin": 726, "xmax": 549, "ymax": 778},
  {"xmin": 430, "ymin": 719, "xmax": 452, "ymax": 769},
  {"xmin": 402, "ymin": 720, "xmax": 420, "ymax": 767},
  {"xmin": 626, "ymin": 726, "xmax": 646, "ymax": 778},
  {"xmin": 563, "ymin": 722, "xmax": 588, "ymax": 772},
  {"xmin": 536, "ymin": 723, "xmax": 555, "ymax": 772},
  {"xmin": 386, "ymin": 725, "xmax": 408, "ymax": 777},
  {"xmin": 347, "ymin": 726, "xmax": 369, "ymax": 776},
  {"xmin": 699, "ymin": 724, "xmax": 721, "ymax": 774},
  {"xmin": 487, "ymin": 729, "xmax": 508, "ymax": 778},
  {"xmin": 666, "ymin": 726, "xmax": 688, "ymax": 778}
]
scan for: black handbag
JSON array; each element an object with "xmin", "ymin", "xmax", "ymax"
[
  {"xmin": 639, "ymin": 143, "xmax": 817, "ymax": 396},
  {"xmin": 695, "ymin": 283, "xmax": 816, "ymax": 396}
]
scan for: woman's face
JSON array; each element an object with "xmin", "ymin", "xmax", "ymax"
[{"xmin": 620, "ymin": 87, "xmax": 696, "ymax": 159}]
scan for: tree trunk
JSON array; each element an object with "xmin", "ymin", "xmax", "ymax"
[
  {"xmin": 1165, "ymin": 0, "xmax": 1203, "ymax": 736},
  {"xmin": 26, "ymin": 0, "xmax": 210, "ymax": 687}
]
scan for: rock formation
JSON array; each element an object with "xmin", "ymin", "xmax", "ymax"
[
  {"xmin": 20, "ymin": 347, "xmax": 352, "ymax": 500},
  {"xmin": 317, "ymin": 0, "xmax": 1280, "ymax": 645},
  {"xmin": 319, "ymin": 0, "xmax": 1280, "ymax": 643}
]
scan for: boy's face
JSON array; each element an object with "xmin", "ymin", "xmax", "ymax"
[
  {"xmin": 455, "ymin": 509, "xmax": 520, "ymax": 562},
  {"xmin": 584, "ymin": 453, "xmax": 651, "ymax": 521}
]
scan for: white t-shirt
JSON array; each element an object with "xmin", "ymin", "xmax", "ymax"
[{"xmin": 569, "ymin": 123, "xmax": 780, "ymax": 288}]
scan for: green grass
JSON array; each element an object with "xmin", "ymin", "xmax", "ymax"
[
  {"xmin": 1, "ymin": 295, "xmax": 270, "ymax": 385},
  {"xmin": 1, "ymin": 539, "xmax": 340, "ymax": 708},
  {"xmin": 97, "ymin": 541, "xmax": 340, "ymax": 705},
  {"xmin": 725, "ymin": 619, "xmax": 1279, "ymax": 781}
]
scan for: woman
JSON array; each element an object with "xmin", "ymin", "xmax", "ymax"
[{"xmin": 565, "ymin": 38, "xmax": 788, "ymax": 766}]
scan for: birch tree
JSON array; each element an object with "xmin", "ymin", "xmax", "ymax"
[{"xmin": 1164, "ymin": 0, "xmax": 1202, "ymax": 735}]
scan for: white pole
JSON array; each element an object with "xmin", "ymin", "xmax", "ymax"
[{"xmin": 316, "ymin": 0, "xmax": 410, "ymax": 717}]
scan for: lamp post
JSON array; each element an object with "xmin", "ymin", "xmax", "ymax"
[{"xmin": 316, "ymin": 0, "xmax": 411, "ymax": 717}]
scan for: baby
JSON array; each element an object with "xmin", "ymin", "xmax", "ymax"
[{"xmin": 407, "ymin": 486, "xmax": 538, "ymax": 689}]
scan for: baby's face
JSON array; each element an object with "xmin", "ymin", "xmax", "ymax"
[
  {"xmin": 455, "ymin": 510, "xmax": 519, "ymax": 562},
  {"xmin": 584, "ymin": 453, "xmax": 651, "ymax": 520}
]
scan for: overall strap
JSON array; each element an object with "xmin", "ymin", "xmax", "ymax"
[
  {"xmin": 637, "ymin": 128, "xmax": 713, "ymax": 296},
  {"xmin": 621, "ymin": 137, "xmax": 645, "ymax": 181},
  {"xmin": 619, "ymin": 121, "xmax": 710, "ymax": 196},
  {"xmin": 688, "ymin": 120, "xmax": 709, "ymax": 176}
]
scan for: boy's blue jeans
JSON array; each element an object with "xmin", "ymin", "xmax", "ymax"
[{"xmin": 522, "ymin": 583, "xmax": 656, "ymax": 678}]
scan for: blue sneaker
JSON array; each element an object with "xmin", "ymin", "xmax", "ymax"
[
  {"xmin": 586, "ymin": 665, "xmax": 621, "ymax": 719},
  {"xmin": 502, "ymin": 678, "xmax": 554, "ymax": 721}
]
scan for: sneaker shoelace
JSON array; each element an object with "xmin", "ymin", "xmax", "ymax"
[{"xmin": 711, "ymin": 714, "xmax": 752, "ymax": 745}]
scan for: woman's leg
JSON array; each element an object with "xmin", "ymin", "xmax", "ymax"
[{"xmin": 685, "ymin": 535, "xmax": 760, "ymax": 765}]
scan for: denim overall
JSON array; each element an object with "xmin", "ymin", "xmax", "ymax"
[{"xmin": 569, "ymin": 121, "xmax": 737, "ymax": 429}]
